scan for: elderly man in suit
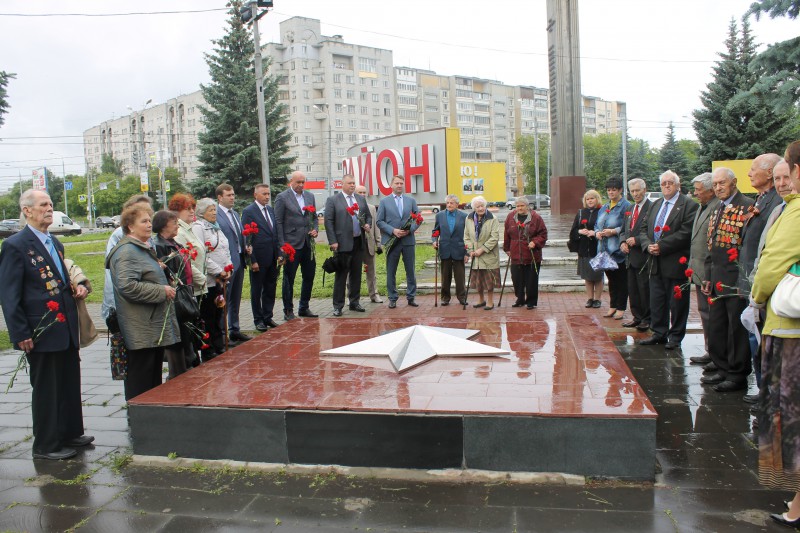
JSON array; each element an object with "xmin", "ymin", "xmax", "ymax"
[
  {"xmin": 638, "ymin": 170, "xmax": 698, "ymax": 350},
  {"xmin": 377, "ymin": 175, "xmax": 421, "ymax": 308},
  {"xmin": 215, "ymin": 183, "xmax": 251, "ymax": 342},
  {"xmin": 274, "ymin": 171, "xmax": 319, "ymax": 321},
  {"xmin": 242, "ymin": 184, "xmax": 281, "ymax": 331},
  {"xmin": 619, "ymin": 178, "xmax": 652, "ymax": 331},
  {"xmin": 325, "ymin": 174, "xmax": 372, "ymax": 316},
  {"xmin": 432, "ymin": 194, "xmax": 468, "ymax": 306},
  {"xmin": 687, "ymin": 172, "xmax": 720, "ymax": 367},
  {"xmin": 0, "ymin": 190, "xmax": 93, "ymax": 460},
  {"xmin": 700, "ymin": 167, "xmax": 755, "ymax": 392},
  {"xmin": 354, "ymin": 184, "xmax": 383, "ymax": 303}
]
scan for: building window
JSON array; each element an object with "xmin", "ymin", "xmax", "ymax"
[
  {"xmin": 347, "ymin": 90, "xmax": 355, "ymax": 99},
  {"xmin": 358, "ymin": 57, "xmax": 377, "ymax": 73},
  {"xmin": 360, "ymin": 106, "xmax": 368, "ymax": 115},
  {"xmin": 335, "ymin": 104, "xmax": 343, "ymax": 113},
  {"xmin": 335, "ymin": 119, "xmax": 343, "ymax": 127},
  {"xmin": 333, "ymin": 74, "xmax": 341, "ymax": 84},
  {"xmin": 384, "ymin": 94, "xmax": 391, "ymax": 103},
  {"xmin": 361, "ymin": 120, "xmax": 369, "ymax": 129},
  {"xmin": 348, "ymin": 119, "xmax": 357, "ymax": 128},
  {"xmin": 372, "ymin": 94, "xmax": 380, "ymax": 102},
  {"xmin": 348, "ymin": 105, "xmax": 356, "ymax": 114},
  {"xmin": 303, "ymin": 105, "xmax": 310, "ymax": 114},
  {"xmin": 360, "ymin": 91, "xmax": 367, "ymax": 101},
  {"xmin": 334, "ymin": 88, "xmax": 342, "ymax": 98}
]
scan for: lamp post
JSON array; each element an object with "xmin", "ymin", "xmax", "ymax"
[
  {"xmin": 127, "ymin": 98, "xmax": 153, "ymax": 198},
  {"xmin": 313, "ymin": 104, "xmax": 333, "ymax": 197},
  {"xmin": 49, "ymin": 153, "xmax": 68, "ymax": 217}
]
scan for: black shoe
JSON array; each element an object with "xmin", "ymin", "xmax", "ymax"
[
  {"xmin": 64, "ymin": 435, "xmax": 94, "ymax": 447},
  {"xmin": 700, "ymin": 373, "xmax": 725, "ymax": 384},
  {"xmin": 771, "ymin": 513, "xmax": 800, "ymax": 527},
  {"xmin": 512, "ymin": 301, "xmax": 524, "ymax": 308},
  {"xmin": 33, "ymin": 448, "xmax": 77, "ymax": 460},
  {"xmin": 255, "ymin": 323, "xmax": 268, "ymax": 332},
  {"xmin": 713, "ymin": 380, "xmax": 747, "ymax": 393},
  {"xmin": 388, "ymin": 300, "xmax": 397, "ymax": 309},
  {"xmin": 284, "ymin": 312, "xmax": 296, "ymax": 321},
  {"xmin": 407, "ymin": 299, "xmax": 419, "ymax": 307},
  {"xmin": 333, "ymin": 308, "xmax": 343, "ymax": 317},
  {"xmin": 298, "ymin": 309, "xmax": 318, "ymax": 318},
  {"xmin": 622, "ymin": 320, "xmax": 641, "ymax": 328},
  {"xmin": 473, "ymin": 302, "xmax": 486, "ymax": 308},
  {"xmin": 265, "ymin": 319, "xmax": 279, "ymax": 328},
  {"xmin": 585, "ymin": 299, "xmax": 594, "ymax": 308},
  {"xmin": 750, "ymin": 405, "xmax": 760, "ymax": 415},
  {"xmin": 441, "ymin": 300, "xmax": 450, "ymax": 306},
  {"xmin": 665, "ymin": 342, "xmax": 680, "ymax": 350},
  {"xmin": 703, "ymin": 362, "xmax": 718, "ymax": 372},
  {"xmin": 743, "ymin": 394, "xmax": 759, "ymax": 404},
  {"xmin": 527, "ymin": 305, "xmax": 536, "ymax": 310},
  {"xmin": 689, "ymin": 355, "xmax": 712, "ymax": 365},
  {"xmin": 635, "ymin": 322, "xmax": 651, "ymax": 332},
  {"xmin": 230, "ymin": 331, "xmax": 252, "ymax": 342},
  {"xmin": 591, "ymin": 300, "xmax": 602, "ymax": 308},
  {"xmin": 459, "ymin": 300, "xmax": 468, "ymax": 306},
  {"xmin": 639, "ymin": 335, "xmax": 667, "ymax": 346},
  {"xmin": 349, "ymin": 304, "xmax": 366, "ymax": 312}
]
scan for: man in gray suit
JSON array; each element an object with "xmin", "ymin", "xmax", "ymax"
[
  {"xmin": 377, "ymin": 175, "xmax": 420, "ymax": 309},
  {"xmin": 354, "ymin": 184, "xmax": 383, "ymax": 303},
  {"xmin": 432, "ymin": 194, "xmax": 468, "ymax": 306},
  {"xmin": 274, "ymin": 171, "xmax": 319, "ymax": 320},
  {"xmin": 325, "ymin": 174, "xmax": 372, "ymax": 316},
  {"xmin": 620, "ymin": 178, "xmax": 652, "ymax": 331},
  {"xmin": 215, "ymin": 183, "xmax": 251, "ymax": 342},
  {"xmin": 687, "ymin": 172, "xmax": 719, "ymax": 366}
]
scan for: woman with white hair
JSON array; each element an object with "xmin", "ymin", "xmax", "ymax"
[
  {"xmin": 464, "ymin": 196, "xmax": 501, "ymax": 310},
  {"xmin": 192, "ymin": 198, "xmax": 232, "ymax": 360}
]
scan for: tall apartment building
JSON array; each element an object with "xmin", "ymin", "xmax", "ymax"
[{"xmin": 83, "ymin": 91, "xmax": 205, "ymax": 180}]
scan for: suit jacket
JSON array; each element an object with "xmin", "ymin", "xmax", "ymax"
[
  {"xmin": 620, "ymin": 199, "xmax": 652, "ymax": 269},
  {"xmin": 363, "ymin": 203, "xmax": 381, "ymax": 256},
  {"xmin": 324, "ymin": 192, "xmax": 372, "ymax": 253},
  {"xmin": 688, "ymin": 197, "xmax": 719, "ymax": 285},
  {"xmin": 376, "ymin": 194, "xmax": 420, "ymax": 246},
  {"xmin": 217, "ymin": 205, "xmax": 244, "ymax": 271},
  {"xmin": 738, "ymin": 187, "xmax": 782, "ymax": 288},
  {"xmin": 704, "ymin": 190, "xmax": 755, "ymax": 292},
  {"xmin": 241, "ymin": 201, "xmax": 280, "ymax": 268},
  {"xmin": 432, "ymin": 209, "xmax": 468, "ymax": 261},
  {"xmin": 274, "ymin": 188, "xmax": 318, "ymax": 250},
  {"xmin": 639, "ymin": 193, "xmax": 698, "ymax": 279},
  {"xmin": 0, "ymin": 226, "xmax": 80, "ymax": 351}
]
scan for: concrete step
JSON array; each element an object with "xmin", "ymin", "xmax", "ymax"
[
  {"xmin": 423, "ymin": 256, "xmax": 576, "ymax": 268},
  {"xmin": 400, "ymin": 278, "xmax": 600, "ymax": 293}
]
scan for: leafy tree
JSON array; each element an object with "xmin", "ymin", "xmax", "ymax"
[
  {"xmin": 195, "ymin": 1, "xmax": 294, "ymax": 199},
  {"xmin": 627, "ymin": 138, "xmax": 660, "ymax": 190},
  {"xmin": 101, "ymin": 153, "xmax": 124, "ymax": 177},
  {"xmin": 515, "ymin": 134, "xmax": 550, "ymax": 195},
  {"xmin": 659, "ymin": 122, "xmax": 690, "ymax": 178},
  {"xmin": 0, "ymin": 71, "xmax": 15, "ymax": 128},
  {"xmin": 583, "ymin": 133, "xmax": 623, "ymax": 190}
]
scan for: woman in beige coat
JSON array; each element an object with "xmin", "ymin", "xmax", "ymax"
[{"xmin": 464, "ymin": 196, "xmax": 501, "ymax": 310}]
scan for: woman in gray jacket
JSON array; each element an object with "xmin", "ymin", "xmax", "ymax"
[{"xmin": 106, "ymin": 203, "xmax": 179, "ymax": 401}]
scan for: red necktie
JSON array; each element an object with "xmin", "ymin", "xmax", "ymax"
[{"xmin": 630, "ymin": 204, "xmax": 639, "ymax": 229}]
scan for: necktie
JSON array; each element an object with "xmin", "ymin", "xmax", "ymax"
[
  {"xmin": 348, "ymin": 196, "xmax": 361, "ymax": 237},
  {"xmin": 395, "ymin": 195, "xmax": 403, "ymax": 217},
  {"xmin": 654, "ymin": 200, "xmax": 669, "ymax": 240},
  {"xmin": 263, "ymin": 207, "xmax": 273, "ymax": 230},
  {"xmin": 45, "ymin": 237, "xmax": 65, "ymax": 281},
  {"xmin": 227, "ymin": 210, "xmax": 242, "ymax": 253},
  {"xmin": 630, "ymin": 204, "xmax": 639, "ymax": 230}
]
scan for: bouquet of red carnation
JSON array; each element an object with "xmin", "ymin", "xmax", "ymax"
[
  {"xmin": 281, "ymin": 243, "xmax": 296, "ymax": 262},
  {"xmin": 7, "ymin": 301, "xmax": 66, "ymax": 392},
  {"xmin": 384, "ymin": 211, "xmax": 423, "ymax": 256},
  {"xmin": 301, "ymin": 205, "xmax": 317, "ymax": 261},
  {"xmin": 242, "ymin": 222, "xmax": 259, "ymax": 267},
  {"xmin": 654, "ymin": 224, "xmax": 671, "ymax": 242}
]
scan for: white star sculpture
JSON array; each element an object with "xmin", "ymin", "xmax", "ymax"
[{"xmin": 319, "ymin": 325, "xmax": 510, "ymax": 373}]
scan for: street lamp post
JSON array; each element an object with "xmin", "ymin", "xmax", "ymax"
[
  {"xmin": 313, "ymin": 104, "xmax": 333, "ymax": 197},
  {"xmin": 127, "ymin": 98, "xmax": 153, "ymax": 199}
]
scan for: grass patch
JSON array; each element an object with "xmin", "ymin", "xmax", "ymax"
[{"xmin": 0, "ymin": 331, "xmax": 12, "ymax": 350}]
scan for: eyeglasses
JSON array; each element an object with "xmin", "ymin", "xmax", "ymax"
[{"xmin": 660, "ymin": 182, "xmax": 677, "ymax": 187}]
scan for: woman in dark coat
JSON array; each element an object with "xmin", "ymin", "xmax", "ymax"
[
  {"xmin": 569, "ymin": 189, "xmax": 603, "ymax": 308},
  {"xmin": 503, "ymin": 197, "xmax": 548, "ymax": 309}
]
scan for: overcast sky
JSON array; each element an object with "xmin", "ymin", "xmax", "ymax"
[{"xmin": 0, "ymin": 0, "xmax": 796, "ymax": 191}]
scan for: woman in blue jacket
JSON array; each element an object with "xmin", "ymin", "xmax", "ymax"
[{"xmin": 594, "ymin": 178, "xmax": 632, "ymax": 320}]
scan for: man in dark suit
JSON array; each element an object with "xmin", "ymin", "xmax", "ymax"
[
  {"xmin": 619, "ymin": 178, "xmax": 652, "ymax": 331},
  {"xmin": 324, "ymin": 174, "xmax": 372, "ymax": 316},
  {"xmin": 215, "ymin": 183, "xmax": 251, "ymax": 342},
  {"xmin": 0, "ymin": 190, "xmax": 93, "ymax": 460},
  {"xmin": 274, "ymin": 171, "xmax": 318, "ymax": 321},
  {"xmin": 377, "ymin": 175, "xmax": 421, "ymax": 308},
  {"xmin": 701, "ymin": 167, "xmax": 755, "ymax": 392},
  {"xmin": 638, "ymin": 170, "xmax": 698, "ymax": 349},
  {"xmin": 241, "ymin": 184, "xmax": 281, "ymax": 331},
  {"xmin": 432, "ymin": 194, "xmax": 468, "ymax": 306}
]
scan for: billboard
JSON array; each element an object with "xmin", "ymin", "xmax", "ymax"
[{"xmin": 712, "ymin": 160, "xmax": 756, "ymax": 194}]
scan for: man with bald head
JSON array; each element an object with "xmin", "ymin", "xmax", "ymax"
[{"xmin": 701, "ymin": 167, "xmax": 754, "ymax": 393}]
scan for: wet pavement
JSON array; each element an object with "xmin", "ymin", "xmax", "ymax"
[{"xmin": 0, "ymin": 290, "xmax": 790, "ymax": 532}]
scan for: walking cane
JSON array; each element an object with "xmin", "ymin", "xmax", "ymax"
[
  {"xmin": 222, "ymin": 279, "xmax": 229, "ymax": 352},
  {"xmin": 498, "ymin": 255, "xmax": 511, "ymax": 307},
  {"xmin": 434, "ymin": 247, "xmax": 439, "ymax": 308},
  {"xmin": 463, "ymin": 253, "xmax": 476, "ymax": 311}
]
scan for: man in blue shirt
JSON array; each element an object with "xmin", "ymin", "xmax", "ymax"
[{"xmin": 432, "ymin": 195, "xmax": 468, "ymax": 305}]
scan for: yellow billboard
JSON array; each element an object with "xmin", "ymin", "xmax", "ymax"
[
  {"xmin": 712, "ymin": 160, "xmax": 756, "ymax": 194},
  {"xmin": 444, "ymin": 128, "xmax": 505, "ymax": 204}
]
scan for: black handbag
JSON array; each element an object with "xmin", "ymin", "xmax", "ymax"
[{"xmin": 174, "ymin": 283, "xmax": 200, "ymax": 322}]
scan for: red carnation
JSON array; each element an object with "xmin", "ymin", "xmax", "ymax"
[
  {"xmin": 46, "ymin": 301, "xmax": 60, "ymax": 312},
  {"xmin": 56, "ymin": 313, "xmax": 66, "ymax": 323},
  {"xmin": 281, "ymin": 243, "xmax": 296, "ymax": 262},
  {"xmin": 186, "ymin": 242, "xmax": 194, "ymax": 250},
  {"xmin": 707, "ymin": 297, "xmax": 714, "ymax": 306},
  {"xmin": 190, "ymin": 249, "xmax": 198, "ymax": 261},
  {"xmin": 303, "ymin": 205, "xmax": 316, "ymax": 214},
  {"xmin": 431, "ymin": 230, "xmax": 440, "ymax": 238},
  {"xmin": 364, "ymin": 264, "xmax": 368, "ymax": 273},
  {"xmin": 625, "ymin": 211, "xmax": 631, "ymax": 217},
  {"xmin": 678, "ymin": 256, "xmax": 688, "ymax": 265},
  {"xmin": 684, "ymin": 268, "xmax": 693, "ymax": 278},
  {"xmin": 346, "ymin": 202, "xmax": 359, "ymax": 216},
  {"xmin": 654, "ymin": 226, "xmax": 661, "ymax": 233},
  {"xmin": 411, "ymin": 212, "xmax": 424, "ymax": 224},
  {"xmin": 727, "ymin": 248, "xmax": 739, "ymax": 262},
  {"xmin": 201, "ymin": 344, "xmax": 211, "ymax": 350},
  {"xmin": 662, "ymin": 225, "xmax": 670, "ymax": 232},
  {"xmin": 605, "ymin": 209, "xmax": 611, "ymax": 214},
  {"xmin": 673, "ymin": 286, "xmax": 683, "ymax": 299},
  {"xmin": 580, "ymin": 219, "xmax": 588, "ymax": 225},
  {"xmin": 202, "ymin": 332, "xmax": 210, "ymax": 340},
  {"xmin": 224, "ymin": 264, "xmax": 234, "ymax": 273},
  {"xmin": 715, "ymin": 281, "xmax": 723, "ymax": 292}
]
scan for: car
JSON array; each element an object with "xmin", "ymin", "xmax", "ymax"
[
  {"xmin": 47, "ymin": 211, "xmax": 82, "ymax": 236},
  {"xmin": 0, "ymin": 220, "xmax": 20, "ymax": 239},
  {"xmin": 645, "ymin": 192, "xmax": 663, "ymax": 202},
  {"xmin": 489, "ymin": 201, "xmax": 506, "ymax": 208},
  {"xmin": 111, "ymin": 215, "xmax": 121, "ymax": 226},
  {"xmin": 507, "ymin": 195, "xmax": 550, "ymax": 210},
  {"xmin": 95, "ymin": 216, "xmax": 117, "ymax": 228}
]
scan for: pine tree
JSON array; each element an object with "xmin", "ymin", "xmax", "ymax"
[
  {"xmin": 659, "ymin": 122, "xmax": 689, "ymax": 178},
  {"xmin": 194, "ymin": 1, "xmax": 294, "ymax": 198},
  {"xmin": 0, "ymin": 71, "xmax": 16, "ymax": 128}
]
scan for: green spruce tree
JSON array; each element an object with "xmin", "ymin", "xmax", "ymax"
[
  {"xmin": 195, "ymin": 1, "xmax": 294, "ymax": 198},
  {"xmin": 659, "ymin": 122, "xmax": 689, "ymax": 178},
  {"xmin": 0, "ymin": 71, "xmax": 16, "ymax": 128}
]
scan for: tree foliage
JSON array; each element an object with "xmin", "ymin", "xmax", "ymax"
[
  {"xmin": 515, "ymin": 134, "xmax": 550, "ymax": 195},
  {"xmin": 101, "ymin": 153, "xmax": 124, "ymax": 177},
  {"xmin": 0, "ymin": 71, "xmax": 15, "ymax": 128},
  {"xmin": 195, "ymin": 0, "xmax": 294, "ymax": 199},
  {"xmin": 659, "ymin": 122, "xmax": 690, "ymax": 179}
]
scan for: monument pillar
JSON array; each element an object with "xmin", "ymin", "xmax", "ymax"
[{"xmin": 547, "ymin": 0, "xmax": 586, "ymax": 215}]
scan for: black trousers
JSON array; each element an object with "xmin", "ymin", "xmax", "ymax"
[
  {"xmin": 440, "ymin": 257, "xmax": 466, "ymax": 303},
  {"xmin": 124, "ymin": 347, "xmax": 165, "ymax": 401},
  {"xmin": 333, "ymin": 238, "xmax": 364, "ymax": 310},
  {"xmin": 250, "ymin": 262, "xmax": 278, "ymax": 324},
  {"xmin": 281, "ymin": 243, "xmax": 315, "ymax": 313},
  {"xmin": 200, "ymin": 284, "xmax": 225, "ymax": 356},
  {"xmin": 627, "ymin": 264, "xmax": 651, "ymax": 324},
  {"xmin": 708, "ymin": 294, "xmax": 751, "ymax": 383},
  {"xmin": 648, "ymin": 275, "xmax": 691, "ymax": 343},
  {"xmin": 27, "ymin": 347, "xmax": 84, "ymax": 454},
  {"xmin": 606, "ymin": 263, "xmax": 628, "ymax": 310},
  {"xmin": 510, "ymin": 262, "xmax": 540, "ymax": 306}
]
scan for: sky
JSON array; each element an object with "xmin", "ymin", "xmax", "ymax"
[{"xmin": 0, "ymin": 0, "xmax": 797, "ymax": 191}]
